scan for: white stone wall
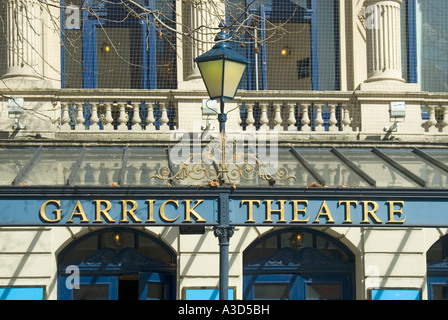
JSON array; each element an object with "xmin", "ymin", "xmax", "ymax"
[{"xmin": 0, "ymin": 225, "xmax": 446, "ymax": 300}]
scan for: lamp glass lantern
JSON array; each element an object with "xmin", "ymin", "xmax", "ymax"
[{"xmin": 194, "ymin": 29, "xmax": 249, "ymax": 102}]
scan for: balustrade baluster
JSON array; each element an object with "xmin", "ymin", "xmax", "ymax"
[
  {"xmin": 314, "ymin": 104, "xmax": 324, "ymax": 132},
  {"xmin": 287, "ymin": 103, "xmax": 297, "ymax": 131},
  {"xmin": 246, "ymin": 103, "xmax": 255, "ymax": 131},
  {"xmin": 117, "ymin": 103, "xmax": 128, "ymax": 131},
  {"xmin": 90, "ymin": 102, "xmax": 100, "ymax": 131},
  {"xmin": 103, "ymin": 103, "xmax": 114, "ymax": 130},
  {"xmin": 300, "ymin": 104, "xmax": 311, "ymax": 132},
  {"xmin": 442, "ymin": 105, "xmax": 448, "ymax": 133},
  {"xmin": 61, "ymin": 102, "xmax": 71, "ymax": 130},
  {"xmin": 328, "ymin": 104, "xmax": 338, "ymax": 132},
  {"xmin": 75, "ymin": 102, "xmax": 85, "ymax": 130},
  {"xmin": 159, "ymin": 102, "xmax": 170, "ymax": 131},
  {"xmin": 341, "ymin": 104, "xmax": 352, "ymax": 132},
  {"xmin": 259, "ymin": 103, "xmax": 269, "ymax": 131},
  {"xmin": 273, "ymin": 103, "xmax": 283, "ymax": 130},
  {"xmin": 427, "ymin": 105, "xmax": 438, "ymax": 133},
  {"xmin": 132, "ymin": 103, "xmax": 142, "ymax": 131},
  {"xmin": 146, "ymin": 103, "xmax": 156, "ymax": 131}
]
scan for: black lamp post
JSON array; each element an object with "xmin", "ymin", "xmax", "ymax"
[{"xmin": 194, "ymin": 24, "xmax": 248, "ymax": 300}]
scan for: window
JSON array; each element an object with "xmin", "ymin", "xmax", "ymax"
[
  {"xmin": 404, "ymin": 0, "xmax": 448, "ymax": 92},
  {"xmin": 61, "ymin": 0, "xmax": 177, "ymax": 89},
  {"xmin": 228, "ymin": 0, "xmax": 339, "ymax": 91},
  {"xmin": 427, "ymin": 235, "xmax": 448, "ymax": 300}
]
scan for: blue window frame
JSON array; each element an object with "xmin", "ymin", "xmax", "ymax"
[
  {"xmin": 243, "ymin": 228, "xmax": 355, "ymax": 300},
  {"xmin": 229, "ymin": 0, "xmax": 339, "ymax": 91},
  {"xmin": 61, "ymin": 0, "xmax": 176, "ymax": 89}
]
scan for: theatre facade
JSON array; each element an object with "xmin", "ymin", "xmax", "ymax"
[{"xmin": 1, "ymin": 0, "xmax": 448, "ymax": 300}]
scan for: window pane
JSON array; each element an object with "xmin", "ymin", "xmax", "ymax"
[
  {"xmin": 416, "ymin": 0, "xmax": 448, "ymax": 92},
  {"xmin": 306, "ymin": 282, "xmax": 342, "ymax": 300},
  {"xmin": 97, "ymin": 27, "xmax": 142, "ymax": 89},
  {"xmin": 61, "ymin": 234, "xmax": 99, "ymax": 264},
  {"xmin": 73, "ymin": 284, "xmax": 110, "ymax": 300},
  {"xmin": 432, "ymin": 285, "xmax": 448, "ymax": 300},
  {"xmin": 147, "ymin": 283, "xmax": 166, "ymax": 300},
  {"xmin": 254, "ymin": 284, "xmax": 289, "ymax": 300}
]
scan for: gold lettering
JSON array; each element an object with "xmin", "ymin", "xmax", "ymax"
[
  {"xmin": 265, "ymin": 200, "xmax": 287, "ymax": 222},
  {"xmin": 361, "ymin": 201, "xmax": 382, "ymax": 224},
  {"xmin": 120, "ymin": 200, "xmax": 142, "ymax": 223},
  {"xmin": 146, "ymin": 199, "xmax": 156, "ymax": 222},
  {"xmin": 387, "ymin": 201, "xmax": 406, "ymax": 224},
  {"xmin": 313, "ymin": 200, "xmax": 335, "ymax": 223},
  {"xmin": 93, "ymin": 200, "xmax": 115, "ymax": 223},
  {"xmin": 241, "ymin": 200, "xmax": 260, "ymax": 223},
  {"xmin": 183, "ymin": 200, "xmax": 206, "ymax": 222},
  {"xmin": 291, "ymin": 200, "xmax": 309, "ymax": 223},
  {"xmin": 160, "ymin": 199, "xmax": 179, "ymax": 222},
  {"xmin": 68, "ymin": 200, "xmax": 90, "ymax": 223},
  {"xmin": 39, "ymin": 200, "xmax": 62, "ymax": 223},
  {"xmin": 338, "ymin": 200, "xmax": 358, "ymax": 223}
]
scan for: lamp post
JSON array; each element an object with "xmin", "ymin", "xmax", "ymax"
[{"xmin": 194, "ymin": 24, "xmax": 248, "ymax": 300}]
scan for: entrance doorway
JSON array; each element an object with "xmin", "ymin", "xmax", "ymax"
[
  {"xmin": 243, "ymin": 228, "xmax": 355, "ymax": 300},
  {"xmin": 57, "ymin": 228, "xmax": 176, "ymax": 300}
]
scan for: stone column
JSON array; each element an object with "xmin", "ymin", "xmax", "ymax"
[
  {"xmin": 2, "ymin": 0, "xmax": 43, "ymax": 81},
  {"xmin": 185, "ymin": 0, "xmax": 222, "ymax": 81},
  {"xmin": 365, "ymin": 0, "xmax": 403, "ymax": 83},
  {"xmin": 360, "ymin": 0, "xmax": 419, "ymax": 91}
]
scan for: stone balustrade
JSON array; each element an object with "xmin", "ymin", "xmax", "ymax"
[{"xmin": 0, "ymin": 88, "xmax": 448, "ymax": 142}]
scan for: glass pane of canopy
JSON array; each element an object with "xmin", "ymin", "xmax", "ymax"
[
  {"xmin": 337, "ymin": 148, "xmax": 420, "ymax": 188},
  {"xmin": 377, "ymin": 149, "xmax": 448, "ymax": 188},
  {"xmin": 2, "ymin": 146, "xmax": 448, "ymax": 189},
  {"xmin": 294, "ymin": 148, "xmax": 371, "ymax": 188},
  {"xmin": 0, "ymin": 148, "xmax": 39, "ymax": 185}
]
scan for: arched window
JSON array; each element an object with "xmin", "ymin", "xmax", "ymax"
[
  {"xmin": 243, "ymin": 228, "xmax": 355, "ymax": 300},
  {"xmin": 228, "ymin": 0, "xmax": 340, "ymax": 91},
  {"xmin": 427, "ymin": 235, "xmax": 448, "ymax": 300},
  {"xmin": 57, "ymin": 228, "xmax": 176, "ymax": 300},
  {"xmin": 61, "ymin": 0, "xmax": 177, "ymax": 89}
]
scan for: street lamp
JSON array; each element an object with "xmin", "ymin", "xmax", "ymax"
[
  {"xmin": 195, "ymin": 24, "xmax": 249, "ymax": 133},
  {"xmin": 194, "ymin": 23, "xmax": 248, "ymax": 301}
]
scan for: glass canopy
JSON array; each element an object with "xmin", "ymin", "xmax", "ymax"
[{"xmin": 2, "ymin": 145, "xmax": 448, "ymax": 189}]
